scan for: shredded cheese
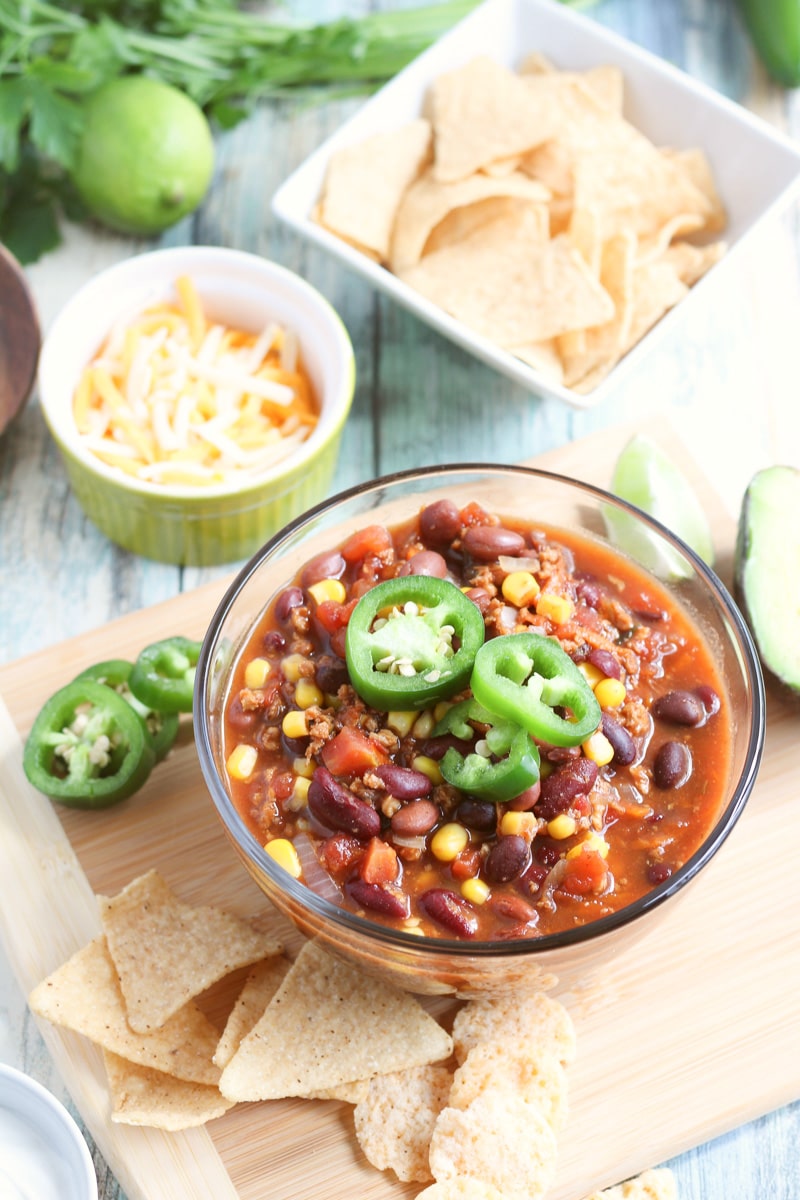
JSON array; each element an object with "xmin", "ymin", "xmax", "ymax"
[{"xmin": 72, "ymin": 275, "xmax": 319, "ymax": 488}]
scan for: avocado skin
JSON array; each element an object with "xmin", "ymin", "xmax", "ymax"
[{"xmin": 734, "ymin": 466, "xmax": 800, "ymax": 698}]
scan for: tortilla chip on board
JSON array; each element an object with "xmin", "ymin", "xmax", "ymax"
[
  {"xmin": 585, "ymin": 1167, "xmax": 678, "ymax": 1200},
  {"xmin": 354, "ymin": 1063, "xmax": 454, "ymax": 1182},
  {"xmin": 103, "ymin": 1050, "xmax": 234, "ymax": 1130}
]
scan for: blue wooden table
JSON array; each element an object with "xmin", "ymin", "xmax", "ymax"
[{"xmin": 1, "ymin": 0, "xmax": 799, "ymax": 1196}]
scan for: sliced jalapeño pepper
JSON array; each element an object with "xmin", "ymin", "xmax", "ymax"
[
  {"xmin": 23, "ymin": 679, "xmax": 156, "ymax": 809},
  {"xmin": 345, "ymin": 576, "xmax": 485, "ymax": 711},
  {"xmin": 471, "ymin": 632, "xmax": 601, "ymax": 748},
  {"xmin": 74, "ymin": 659, "xmax": 179, "ymax": 762},
  {"xmin": 433, "ymin": 699, "xmax": 540, "ymax": 803},
  {"xmin": 128, "ymin": 637, "xmax": 202, "ymax": 714}
]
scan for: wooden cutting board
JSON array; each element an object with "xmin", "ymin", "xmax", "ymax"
[{"xmin": 1, "ymin": 418, "xmax": 798, "ymax": 1200}]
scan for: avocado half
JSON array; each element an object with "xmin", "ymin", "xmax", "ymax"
[{"xmin": 734, "ymin": 465, "xmax": 800, "ymax": 696}]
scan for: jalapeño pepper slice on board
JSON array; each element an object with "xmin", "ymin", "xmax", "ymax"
[
  {"xmin": 433, "ymin": 698, "xmax": 540, "ymax": 803},
  {"xmin": 128, "ymin": 636, "xmax": 203, "ymax": 714},
  {"xmin": 345, "ymin": 576, "xmax": 485, "ymax": 711},
  {"xmin": 74, "ymin": 659, "xmax": 179, "ymax": 761},
  {"xmin": 471, "ymin": 632, "xmax": 601, "ymax": 748},
  {"xmin": 23, "ymin": 679, "xmax": 156, "ymax": 809}
]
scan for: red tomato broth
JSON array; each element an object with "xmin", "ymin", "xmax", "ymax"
[{"xmin": 221, "ymin": 501, "xmax": 731, "ymax": 941}]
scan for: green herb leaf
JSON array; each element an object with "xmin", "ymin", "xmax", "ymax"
[
  {"xmin": 27, "ymin": 79, "xmax": 84, "ymax": 170},
  {"xmin": 0, "ymin": 80, "xmax": 28, "ymax": 172}
]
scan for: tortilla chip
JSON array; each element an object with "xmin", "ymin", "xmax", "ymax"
[
  {"xmin": 354, "ymin": 1064, "xmax": 453, "ymax": 1182},
  {"xmin": 317, "ymin": 118, "xmax": 432, "ymax": 261},
  {"xmin": 585, "ymin": 1167, "xmax": 678, "ymax": 1200},
  {"xmin": 560, "ymin": 230, "xmax": 637, "ymax": 386},
  {"xmin": 448, "ymin": 1041, "xmax": 569, "ymax": 1132},
  {"xmin": 662, "ymin": 147, "xmax": 727, "ymax": 234},
  {"xmin": 509, "ymin": 339, "xmax": 564, "ymax": 384},
  {"xmin": 428, "ymin": 1093, "xmax": 558, "ymax": 1200},
  {"xmin": 661, "ymin": 239, "xmax": 727, "ymax": 286},
  {"xmin": 309, "ymin": 1078, "xmax": 371, "ymax": 1104},
  {"xmin": 451, "ymin": 991, "xmax": 576, "ymax": 1066},
  {"xmin": 520, "ymin": 57, "xmax": 624, "ymax": 112},
  {"xmin": 429, "ymin": 57, "xmax": 556, "ymax": 182},
  {"xmin": 99, "ymin": 869, "xmax": 282, "ymax": 1033},
  {"xmin": 218, "ymin": 939, "xmax": 453, "ymax": 1101},
  {"xmin": 399, "ymin": 211, "xmax": 614, "ymax": 346},
  {"xmin": 416, "ymin": 1182, "xmax": 508, "ymax": 1200},
  {"xmin": 213, "ymin": 955, "xmax": 291, "ymax": 1069},
  {"xmin": 390, "ymin": 167, "xmax": 549, "ymax": 272},
  {"xmin": 103, "ymin": 1050, "xmax": 233, "ymax": 1130},
  {"xmin": 28, "ymin": 937, "xmax": 221, "ymax": 1084},
  {"xmin": 636, "ymin": 212, "xmax": 706, "ymax": 264},
  {"xmin": 424, "ymin": 198, "xmax": 549, "ymax": 260}
]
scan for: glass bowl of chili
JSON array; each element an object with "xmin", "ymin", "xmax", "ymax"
[
  {"xmin": 37, "ymin": 245, "xmax": 356, "ymax": 566},
  {"xmin": 194, "ymin": 465, "xmax": 765, "ymax": 996}
]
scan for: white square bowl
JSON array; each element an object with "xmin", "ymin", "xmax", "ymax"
[{"xmin": 272, "ymin": 0, "xmax": 800, "ymax": 409}]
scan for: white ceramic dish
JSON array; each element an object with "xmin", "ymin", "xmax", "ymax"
[
  {"xmin": 0, "ymin": 1063, "xmax": 97, "ymax": 1200},
  {"xmin": 272, "ymin": 0, "xmax": 800, "ymax": 409}
]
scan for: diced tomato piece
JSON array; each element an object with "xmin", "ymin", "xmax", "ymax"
[
  {"xmin": 315, "ymin": 598, "xmax": 358, "ymax": 635},
  {"xmin": 459, "ymin": 501, "xmax": 490, "ymax": 527},
  {"xmin": 450, "ymin": 847, "xmax": 482, "ymax": 881},
  {"xmin": 359, "ymin": 837, "xmax": 399, "ymax": 885},
  {"xmin": 270, "ymin": 772, "xmax": 295, "ymax": 801},
  {"xmin": 558, "ymin": 849, "xmax": 609, "ymax": 896},
  {"xmin": 318, "ymin": 832, "xmax": 364, "ymax": 876},
  {"xmin": 320, "ymin": 726, "xmax": 389, "ymax": 775},
  {"xmin": 341, "ymin": 524, "xmax": 393, "ymax": 564}
]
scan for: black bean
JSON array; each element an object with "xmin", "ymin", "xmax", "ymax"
[
  {"xmin": 391, "ymin": 799, "xmax": 440, "ymax": 837},
  {"xmin": 373, "ymin": 764, "xmax": 432, "ymax": 800},
  {"xmin": 653, "ymin": 741, "xmax": 692, "ymax": 789},
  {"xmin": 464, "ymin": 587, "xmax": 492, "ymax": 615},
  {"xmin": 646, "ymin": 862, "xmax": 674, "ymax": 885},
  {"xmin": 262, "ymin": 630, "xmax": 286, "ymax": 654},
  {"xmin": 348, "ymin": 879, "xmax": 410, "ymax": 919},
  {"xmin": 455, "ymin": 798, "xmax": 497, "ymax": 832},
  {"xmin": 484, "ymin": 835, "xmax": 531, "ymax": 884},
  {"xmin": 420, "ymin": 888, "xmax": 478, "ymax": 938},
  {"xmin": 274, "ymin": 586, "xmax": 304, "ymax": 623},
  {"xmin": 421, "ymin": 735, "xmax": 474, "ymax": 762},
  {"xmin": 652, "ymin": 690, "xmax": 705, "ymax": 727},
  {"xmin": 536, "ymin": 758, "xmax": 599, "ymax": 819},
  {"xmin": 588, "ymin": 648, "xmax": 623, "ymax": 680},
  {"xmin": 301, "ymin": 550, "xmax": 345, "ymax": 587},
  {"xmin": 307, "ymin": 767, "xmax": 381, "ymax": 839},
  {"xmin": 419, "ymin": 500, "xmax": 461, "ymax": 547},
  {"xmin": 281, "ymin": 733, "xmax": 309, "ymax": 758},
  {"xmin": 461, "ymin": 525, "xmax": 526, "ymax": 561},
  {"xmin": 601, "ymin": 713, "xmax": 637, "ymax": 766},
  {"xmin": 314, "ymin": 654, "xmax": 349, "ymax": 694},
  {"xmin": 695, "ymin": 685, "xmax": 721, "ymax": 716},
  {"xmin": 405, "ymin": 549, "xmax": 448, "ymax": 578}
]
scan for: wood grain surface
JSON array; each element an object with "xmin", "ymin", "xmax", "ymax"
[{"xmin": 1, "ymin": 419, "xmax": 798, "ymax": 1200}]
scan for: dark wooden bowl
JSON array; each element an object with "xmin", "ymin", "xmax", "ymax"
[{"xmin": 0, "ymin": 243, "xmax": 41, "ymax": 434}]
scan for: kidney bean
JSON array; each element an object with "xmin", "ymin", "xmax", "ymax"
[
  {"xmin": 348, "ymin": 879, "xmax": 410, "ymax": 919},
  {"xmin": 421, "ymin": 734, "xmax": 474, "ymax": 762},
  {"xmin": 373, "ymin": 764, "xmax": 432, "ymax": 800},
  {"xmin": 576, "ymin": 579, "xmax": 602, "ymax": 608},
  {"xmin": 314, "ymin": 654, "xmax": 349, "ymax": 694},
  {"xmin": 508, "ymin": 781, "xmax": 541, "ymax": 811},
  {"xmin": 419, "ymin": 499, "xmax": 461, "ymax": 547},
  {"xmin": 420, "ymin": 888, "xmax": 478, "ymax": 938},
  {"xmin": 646, "ymin": 862, "xmax": 673, "ymax": 885},
  {"xmin": 536, "ymin": 758, "xmax": 599, "ymax": 819},
  {"xmin": 465, "ymin": 587, "xmax": 492, "ymax": 615},
  {"xmin": 588, "ymin": 647, "xmax": 623, "ymax": 680},
  {"xmin": 308, "ymin": 767, "xmax": 381, "ymax": 839},
  {"xmin": 406, "ymin": 549, "xmax": 448, "ymax": 578},
  {"xmin": 461, "ymin": 524, "xmax": 526, "ymax": 561},
  {"xmin": 484, "ymin": 835, "xmax": 531, "ymax": 884},
  {"xmin": 455, "ymin": 798, "xmax": 497, "ymax": 832},
  {"xmin": 390, "ymin": 799, "xmax": 439, "ymax": 837},
  {"xmin": 488, "ymin": 892, "xmax": 538, "ymax": 925},
  {"xmin": 535, "ymin": 841, "xmax": 560, "ymax": 867},
  {"xmin": 601, "ymin": 713, "xmax": 637, "ymax": 766},
  {"xmin": 301, "ymin": 550, "xmax": 345, "ymax": 587},
  {"xmin": 274, "ymin": 586, "xmax": 305, "ymax": 623},
  {"xmin": 652, "ymin": 690, "xmax": 705, "ymax": 727},
  {"xmin": 653, "ymin": 741, "xmax": 692, "ymax": 789},
  {"xmin": 262, "ymin": 630, "xmax": 286, "ymax": 654},
  {"xmin": 695, "ymin": 685, "xmax": 720, "ymax": 716}
]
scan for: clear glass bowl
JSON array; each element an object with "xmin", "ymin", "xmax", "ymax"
[{"xmin": 194, "ymin": 465, "xmax": 765, "ymax": 996}]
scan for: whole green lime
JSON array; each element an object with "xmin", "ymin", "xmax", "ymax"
[{"xmin": 72, "ymin": 75, "xmax": 215, "ymax": 236}]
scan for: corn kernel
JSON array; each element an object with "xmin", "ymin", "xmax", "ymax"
[
  {"xmin": 292, "ymin": 756, "xmax": 315, "ymax": 779},
  {"xmin": 281, "ymin": 653, "xmax": 308, "ymax": 682},
  {"xmin": 264, "ymin": 837, "xmax": 302, "ymax": 878},
  {"xmin": 282, "ymin": 710, "xmax": 309, "ymax": 739},
  {"xmin": 244, "ymin": 657, "xmax": 270, "ymax": 689},
  {"xmin": 548, "ymin": 814, "xmax": 577, "ymax": 840},
  {"xmin": 226, "ymin": 743, "xmax": 258, "ymax": 781},
  {"xmin": 411, "ymin": 711, "xmax": 435, "ymax": 739},
  {"xmin": 295, "ymin": 678, "xmax": 324, "ymax": 709},
  {"xmin": 578, "ymin": 661, "xmax": 604, "ymax": 688},
  {"xmin": 433, "ymin": 700, "xmax": 453, "ymax": 723},
  {"xmin": 567, "ymin": 831, "xmax": 610, "ymax": 860},
  {"xmin": 594, "ymin": 677, "xmax": 627, "ymax": 709},
  {"xmin": 582, "ymin": 731, "xmax": 615, "ymax": 766},
  {"xmin": 412, "ymin": 754, "xmax": 443, "ymax": 785},
  {"xmin": 386, "ymin": 710, "xmax": 417, "ymax": 737},
  {"xmin": 430, "ymin": 822, "xmax": 469, "ymax": 861},
  {"xmin": 539, "ymin": 759, "xmax": 554, "ymax": 780},
  {"xmin": 292, "ymin": 775, "xmax": 311, "ymax": 804},
  {"xmin": 307, "ymin": 578, "xmax": 347, "ymax": 605},
  {"xmin": 500, "ymin": 810, "xmax": 537, "ymax": 838},
  {"xmin": 501, "ymin": 570, "xmax": 541, "ymax": 608},
  {"xmin": 535, "ymin": 592, "xmax": 575, "ymax": 624},
  {"xmin": 461, "ymin": 877, "xmax": 491, "ymax": 905}
]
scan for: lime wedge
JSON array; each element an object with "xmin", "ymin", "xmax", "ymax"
[{"xmin": 605, "ymin": 434, "xmax": 715, "ymax": 580}]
